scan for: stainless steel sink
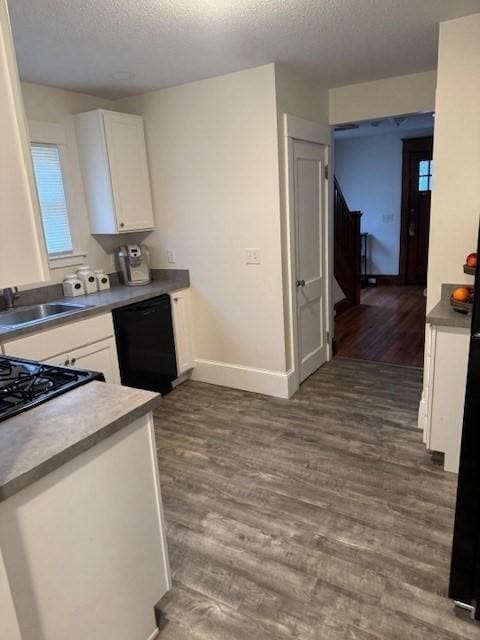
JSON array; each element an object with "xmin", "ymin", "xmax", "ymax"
[{"xmin": 0, "ymin": 303, "xmax": 92, "ymax": 329}]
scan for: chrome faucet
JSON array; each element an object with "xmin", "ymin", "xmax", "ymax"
[{"xmin": 3, "ymin": 287, "xmax": 19, "ymax": 310}]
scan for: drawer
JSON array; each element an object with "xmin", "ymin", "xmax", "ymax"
[{"xmin": 2, "ymin": 313, "xmax": 115, "ymax": 361}]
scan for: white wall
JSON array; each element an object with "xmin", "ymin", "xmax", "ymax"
[
  {"xmin": 19, "ymin": 65, "xmax": 329, "ymax": 396},
  {"xmin": 426, "ymin": 14, "xmax": 480, "ymax": 311},
  {"xmin": 329, "ymin": 71, "xmax": 437, "ymax": 126},
  {"xmin": 335, "ymin": 127, "xmax": 433, "ymax": 275},
  {"xmin": 20, "ymin": 82, "xmax": 130, "ymax": 283},
  {"xmin": 118, "ymin": 65, "xmax": 289, "ymax": 381},
  {"xmin": 275, "ymin": 65, "xmax": 329, "ymax": 125}
]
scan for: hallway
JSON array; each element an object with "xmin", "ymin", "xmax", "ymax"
[
  {"xmin": 335, "ymin": 285, "xmax": 426, "ymax": 367},
  {"xmin": 152, "ymin": 359, "xmax": 475, "ymax": 639}
]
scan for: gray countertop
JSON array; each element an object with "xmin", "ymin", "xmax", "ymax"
[
  {"xmin": 426, "ymin": 283, "xmax": 472, "ymax": 330},
  {"xmin": 0, "ymin": 270, "xmax": 189, "ymax": 342},
  {"xmin": 0, "ymin": 381, "xmax": 161, "ymax": 502}
]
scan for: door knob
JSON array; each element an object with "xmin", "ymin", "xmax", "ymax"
[{"xmin": 296, "ymin": 279, "xmax": 306, "ymax": 288}]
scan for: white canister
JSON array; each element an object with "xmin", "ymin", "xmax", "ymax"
[
  {"xmin": 94, "ymin": 269, "xmax": 110, "ymax": 291},
  {"xmin": 76, "ymin": 265, "xmax": 97, "ymax": 294},
  {"xmin": 62, "ymin": 274, "xmax": 85, "ymax": 297}
]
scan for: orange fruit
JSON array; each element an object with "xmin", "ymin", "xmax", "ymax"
[{"xmin": 453, "ymin": 287, "xmax": 471, "ymax": 302}]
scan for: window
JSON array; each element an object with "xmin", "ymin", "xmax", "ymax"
[
  {"xmin": 418, "ymin": 159, "xmax": 433, "ymax": 192},
  {"xmin": 31, "ymin": 144, "xmax": 73, "ymax": 256}
]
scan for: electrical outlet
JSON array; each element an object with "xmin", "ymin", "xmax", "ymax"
[
  {"xmin": 245, "ymin": 248, "xmax": 261, "ymax": 265},
  {"xmin": 166, "ymin": 249, "xmax": 176, "ymax": 264}
]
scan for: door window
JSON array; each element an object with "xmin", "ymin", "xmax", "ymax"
[{"xmin": 418, "ymin": 159, "xmax": 433, "ymax": 192}]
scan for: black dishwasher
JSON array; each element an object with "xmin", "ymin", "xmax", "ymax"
[{"xmin": 112, "ymin": 295, "xmax": 177, "ymax": 395}]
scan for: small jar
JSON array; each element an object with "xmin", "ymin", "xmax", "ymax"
[
  {"xmin": 76, "ymin": 265, "xmax": 97, "ymax": 294},
  {"xmin": 62, "ymin": 274, "xmax": 85, "ymax": 298},
  {"xmin": 94, "ymin": 269, "xmax": 110, "ymax": 291}
]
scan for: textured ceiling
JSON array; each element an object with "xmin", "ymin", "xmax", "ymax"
[{"xmin": 8, "ymin": 0, "xmax": 480, "ymax": 99}]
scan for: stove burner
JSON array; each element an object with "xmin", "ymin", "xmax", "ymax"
[{"xmin": 0, "ymin": 356, "xmax": 103, "ymax": 423}]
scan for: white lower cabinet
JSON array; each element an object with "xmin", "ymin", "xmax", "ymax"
[
  {"xmin": 0, "ymin": 413, "xmax": 170, "ymax": 640},
  {"xmin": 3, "ymin": 314, "xmax": 121, "ymax": 385},
  {"xmin": 69, "ymin": 339, "xmax": 120, "ymax": 383},
  {"xmin": 44, "ymin": 338, "xmax": 121, "ymax": 385},
  {"xmin": 171, "ymin": 289, "xmax": 193, "ymax": 376},
  {"xmin": 0, "ymin": 546, "xmax": 22, "ymax": 640},
  {"xmin": 421, "ymin": 323, "xmax": 469, "ymax": 473}
]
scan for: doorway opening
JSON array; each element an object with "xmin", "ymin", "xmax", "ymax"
[{"xmin": 332, "ymin": 113, "xmax": 434, "ymax": 367}]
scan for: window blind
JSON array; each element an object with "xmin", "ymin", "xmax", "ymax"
[{"xmin": 31, "ymin": 144, "xmax": 73, "ymax": 255}]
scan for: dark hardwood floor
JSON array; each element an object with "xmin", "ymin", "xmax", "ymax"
[
  {"xmin": 335, "ymin": 285, "xmax": 426, "ymax": 367},
  {"xmin": 152, "ymin": 359, "xmax": 476, "ymax": 639}
]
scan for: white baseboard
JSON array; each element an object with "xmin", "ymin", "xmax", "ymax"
[
  {"xmin": 147, "ymin": 628, "xmax": 159, "ymax": 640},
  {"xmin": 191, "ymin": 359, "xmax": 295, "ymax": 398}
]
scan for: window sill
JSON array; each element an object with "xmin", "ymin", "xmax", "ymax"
[{"xmin": 49, "ymin": 252, "xmax": 87, "ymax": 270}]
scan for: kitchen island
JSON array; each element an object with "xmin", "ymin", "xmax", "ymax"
[{"xmin": 0, "ymin": 381, "xmax": 170, "ymax": 640}]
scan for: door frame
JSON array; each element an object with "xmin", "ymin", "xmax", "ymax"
[
  {"xmin": 283, "ymin": 114, "xmax": 332, "ymax": 394},
  {"xmin": 398, "ymin": 136, "xmax": 434, "ymax": 285}
]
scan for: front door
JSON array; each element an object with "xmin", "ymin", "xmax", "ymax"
[
  {"xmin": 293, "ymin": 139, "xmax": 328, "ymax": 383},
  {"xmin": 401, "ymin": 137, "xmax": 434, "ymax": 285}
]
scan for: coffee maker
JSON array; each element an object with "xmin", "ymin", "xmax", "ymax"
[{"xmin": 116, "ymin": 245, "xmax": 151, "ymax": 286}]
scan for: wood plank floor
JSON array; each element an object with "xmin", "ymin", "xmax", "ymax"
[
  {"xmin": 335, "ymin": 285, "xmax": 426, "ymax": 367},
  {"xmin": 152, "ymin": 359, "xmax": 476, "ymax": 640}
]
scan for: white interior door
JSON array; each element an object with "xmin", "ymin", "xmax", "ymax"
[{"xmin": 293, "ymin": 139, "xmax": 327, "ymax": 383}]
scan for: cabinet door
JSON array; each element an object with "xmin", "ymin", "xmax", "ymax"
[
  {"xmin": 44, "ymin": 352, "xmax": 70, "ymax": 367},
  {"xmin": 0, "ymin": 1, "xmax": 48, "ymax": 288},
  {"xmin": 69, "ymin": 337, "xmax": 121, "ymax": 384},
  {"xmin": 429, "ymin": 327, "xmax": 469, "ymax": 473},
  {"xmin": 103, "ymin": 111, "xmax": 154, "ymax": 232},
  {"xmin": 171, "ymin": 290, "xmax": 193, "ymax": 375}
]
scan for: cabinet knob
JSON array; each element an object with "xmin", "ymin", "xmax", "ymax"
[
  {"xmin": 173, "ymin": 297, "xmax": 179, "ymax": 302},
  {"xmin": 71, "ymin": 357, "xmax": 76, "ymax": 365},
  {"xmin": 64, "ymin": 359, "xmax": 70, "ymax": 366},
  {"xmin": 119, "ymin": 222, "xmax": 125, "ymax": 228}
]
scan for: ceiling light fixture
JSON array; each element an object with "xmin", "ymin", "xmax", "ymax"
[{"xmin": 110, "ymin": 71, "xmax": 135, "ymax": 81}]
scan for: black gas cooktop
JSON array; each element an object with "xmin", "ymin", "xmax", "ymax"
[{"xmin": 0, "ymin": 356, "xmax": 104, "ymax": 423}]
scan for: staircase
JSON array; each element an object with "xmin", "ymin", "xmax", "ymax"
[{"xmin": 334, "ymin": 177, "xmax": 362, "ymax": 314}]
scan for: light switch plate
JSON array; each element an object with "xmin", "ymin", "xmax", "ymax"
[
  {"xmin": 166, "ymin": 249, "xmax": 176, "ymax": 264},
  {"xmin": 245, "ymin": 248, "xmax": 261, "ymax": 265}
]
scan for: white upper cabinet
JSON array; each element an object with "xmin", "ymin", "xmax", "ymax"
[
  {"xmin": 75, "ymin": 109, "xmax": 155, "ymax": 234},
  {"xmin": 0, "ymin": 0, "xmax": 48, "ymax": 289}
]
